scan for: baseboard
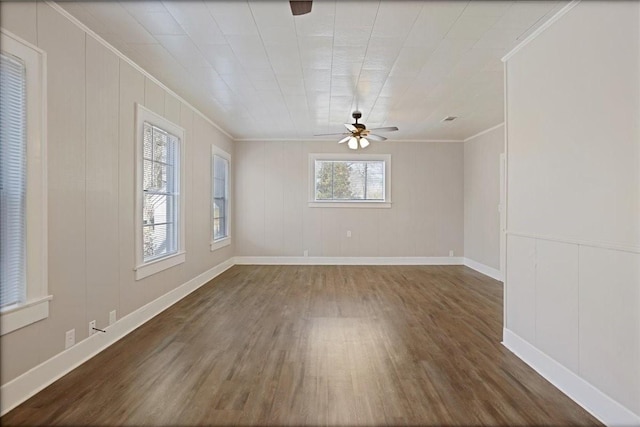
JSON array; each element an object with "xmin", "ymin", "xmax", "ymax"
[
  {"xmin": 0, "ymin": 258, "xmax": 235, "ymax": 416},
  {"xmin": 463, "ymin": 258, "xmax": 503, "ymax": 281},
  {"xmin": 503, "ymin": 328, "xmax": 640, "ymax": 427},
  {"xmin": 233, "ymin": 256, "xmax": 465, "ymax": 266}
]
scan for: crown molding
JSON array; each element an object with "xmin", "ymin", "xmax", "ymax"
[{"xmin": 464, "ymin": 123, "xmax": 505, "ymax": 142}]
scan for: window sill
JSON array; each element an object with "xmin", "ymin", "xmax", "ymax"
[
  {"xmin": 308, "ymin": 201, "xmax": 392, "ymax": 209},
  {"xmin": 211, "ymin": 237, "xmax": 231, "ymax": 252},
  {"xmin": 135, "ymin": 251, "xmax": 186, "ymax": 281},
  {"xmin": 0, "ymin": 295, "xmax": 52, "ymax": 336}
]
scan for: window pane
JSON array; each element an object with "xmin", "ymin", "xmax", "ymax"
[
  {"xmin": 0, "ymin": 52, "xmax": 26, "ymax": 308},
  {"xmin": 213, "ymin": 177, "xmax": 225, "ymax": 198},
  {"xmin": 213, "ymin": 155, "xmax": 227, "ymax": 180},
  {"xmin": 346, "ymin": 162, "xmax": 366, "ymax": 200},
  {"xmin": 332, "ymin": 162, "xmax": 355, "ymax": 199},
  {"xmin": 366, "ymin": 161, "xmax": 384, "ymax": 200},
  {"xmin": 314, "ymin": 159, "xmax": 385, "ymax": 202},
  {"xmin": 143, "ymin": 159, "xmax": 172, "ymax": 193},
  {"xmin": 213, "ymin": 214, "xmax": 226, "ymax": 241},
  {"xmin": 143, "ymin": 123, "xmax": 153, "ymax": 159},
  {"xmin": 212, "ymin": 154, "xmax": 228, "ymax": 240},
  {"xmin": 143, "ymin": 223, "xmax": 176, "ymax": 261},
  {"xmin": 152, "ymin": 127, "xmax": 167, "ymax": 163},
  {"xmin": 143, "ymin": 193, "xmax": 173, "ymax": 226},
  {"xmin": 315, "ymin": 161, "xmax": 333, "ymax": 200}
]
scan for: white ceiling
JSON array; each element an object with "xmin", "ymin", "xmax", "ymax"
[{"xmin": 59, "ymin": 0, "xmax": 565, "ymax": 141}]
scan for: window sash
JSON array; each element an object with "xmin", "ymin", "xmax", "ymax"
[
  {"xmin": 0, "ymin": 52, "xmax": 27, "ymax": 309},
  {"xmin": 212, "ymin": 154, "xmax": 229, "ymax": 241},
  {"xmin": 314, "ymin": 160, "xmax": 385, "ymax": 202},
  {"xmin": 142, "ymin": 122, "xmax": 180, "ymax": 263}
]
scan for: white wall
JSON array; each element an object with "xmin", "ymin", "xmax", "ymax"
[
  {"xmin": 464, "ymin": 125, "xmax": 504, "ymax": 272},
  {"xmin": 0, "ymin": 2, "xmax": 234, "ymax": 385},
  {"xmin": 504, "ymin": 0, "xmax": 639, "ymax": 421},
  {"xmin": 235, "ymin": 140, "xmax": 464, "ymax": 258}
]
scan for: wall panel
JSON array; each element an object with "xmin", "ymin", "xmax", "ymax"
[
  {"xmin": 504, "ymin": 0, "xmax": 640, "ymax": 421},
  {"xmin": 85, "ymin": 36, "xmax": 120, "ymax": 331},
  {"xmin": 235, "ymin": 140, "xmax": 464, "ymax": 259}
]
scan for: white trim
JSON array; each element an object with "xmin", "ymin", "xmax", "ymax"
[
  {"xmin": 503, "ymin": 329, "xmax": 640, "ymax": 427},
  {"xmin": 233, "ymin": 256, "xmax": 464, "ymax": 266},
  {"xmin": 463, "ymin": 258, "xmax": 503, "ymax": 281},
  {"xmin": 135, "ymin": 252, "xmax": 186, "ymax": 281},
  {"xmin": 44, "ymin": 1, "xmax": 234, "ymax": 141},
  {"xmin": 210, "ymin": 237, "xmax": 231, "ymax": 252},
  {"xmin": 308, "ymin": 153, "xmax": 391, "ymax": 206},
  {"xmin": 463, "ymin": 123, "xmax": 505, "ymax": 143},
  {"xmin": 506, "ymin": 231, "xmax": 640, "ymax": 254},
  {"xmin": 233, "ymin": 138, "xmax": 464, "ymax": 143},
  {"xmin": 0, "ymin": 258, "xmax": 235, "ymax": 416},
  {"xmin": 502, "ymin": 60, "xmax": 509, "ymax": 332},
  {"xmin": 502, "ymin": 1, "xmax": 581, "ymax": 63},
  {"xmin": 134, "ymin": 104, "xmax": 186, "ymax": 280},
  {"xmin": 381, "ymin": 139, "xmax": 463, "ymax": 144},
  {"xmin": 0, "ymin": 296, "xmax": 52, "ymax": 336},
  {"xmin": 308, "ymin": 201, "xmax": 392, "ymax": 209}
]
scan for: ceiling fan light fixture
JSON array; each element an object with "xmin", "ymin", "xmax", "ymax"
[
  {"xmin": 348, "ymin": 137, "xmax": 358, "ymax": 150},
  {"xmin": 359, "ymin": 137, "xmax": 370, "ymax": 148}
]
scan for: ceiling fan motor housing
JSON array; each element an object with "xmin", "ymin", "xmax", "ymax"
[{"xmin": 351, "ymin": 111, "xmax": 365, "ymax": 129}]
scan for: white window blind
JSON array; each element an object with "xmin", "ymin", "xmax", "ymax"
[
  {"xmin": 142, "ymin": 122, "xmax": 180, "ymax": 262},
  {"xmin": 0, "ymin": 52, "xmax": 27, "ymax": 308},
  {"xmin": 314, "ymin": 160, "xmax": 385, "ymax": 201},
  {"xmin": 212, "ymin": 154, "xmax": 229, "ymax": 241}
]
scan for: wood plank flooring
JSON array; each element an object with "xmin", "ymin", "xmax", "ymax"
[{"xmin": 2, "ymin": 265, "xmax": 601, "ymax": 426}]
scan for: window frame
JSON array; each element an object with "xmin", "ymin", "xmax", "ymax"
[
  {"xmin": 210, "ymin": 145, "xmax": 231, "ymax": 251},
  {"xmin": 134, "ymin": 103, "xmax": 186, "ymax": 280},
  {"xmin": 0, "ymin": 29, "xmax": 50, "ymax": 336},
  {"xmin": 308, "ymin": 153, "xmax": 392, "ymax": 208}
]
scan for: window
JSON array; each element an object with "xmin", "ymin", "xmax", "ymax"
[
  {"xmin": 0, "ymin": 30, "xmax": 49, "ymax": 336},
  {"xmin": 211, "ymin": 145, "xmax": 231, "ymax": 251},
  {"xmin": 308, "ymin": 153, "xmax": 391, "ymax": 208},
  {"xmin": 135, "ymin": 104, "xmax": 185, "ymax": 280}
]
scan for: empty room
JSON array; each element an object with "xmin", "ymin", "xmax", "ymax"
[{"xmin": 0, "ymin": 0, "xmax": 638, "ymax": 426}]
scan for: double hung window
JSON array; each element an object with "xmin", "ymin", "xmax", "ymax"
[
  {"xmin": 211, "ymin": 146, "xmax": 231, "ymax": 251},
  {"xmin": 0, "ymin": 30, "xmax": 48, "ymax": 335},
  {"xmin": 135, "ymin": 104, "xmax": 185, "ymax": 280}
]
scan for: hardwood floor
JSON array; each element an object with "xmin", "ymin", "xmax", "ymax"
[{"xmin": 2, "ymin": 265, "xmax": 601, "ymax": 426}]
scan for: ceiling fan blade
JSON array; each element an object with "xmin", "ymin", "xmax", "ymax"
[
  {"xmin": 367, "ymin": 134, "xmax": 387, "ymax": 141},
  {"xmin": 290, "ymin": 1, "xmax": 312, "ymax": 16},
  {"xmin": 314, "ymin": 132, "xmax": 349, "ymax": 137},
  {"xmin": 367, "ymin": 126, "xmax": 398, "ymax": 132},
  {"xmin": 344, "ymin": 123, "xmax": 357, "ymax": 132},
  {"xmin": 338, "ymin": 136, "xmax": 350, "ymax": 144}
]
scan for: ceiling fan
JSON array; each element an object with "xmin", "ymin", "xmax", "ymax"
[
  {"xmin": 290, "ymin": 1, "xmax": 312, "ymax": 16},
  {"xmin": 314, "ymin": 111, "xmax": 399, "ymax": 150}
]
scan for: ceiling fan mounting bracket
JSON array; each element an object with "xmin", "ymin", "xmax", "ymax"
[{"xmin": 352, "ymin": 111, "xmax": 362, "ymax": 121}]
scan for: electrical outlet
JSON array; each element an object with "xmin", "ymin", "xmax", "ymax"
[
  {"xmin": 346, "ymin": 230, "xmax": 352, "ymax": 238},
  {"xmin": 65, "ymin": 329, "xmax": 75, "ymax": 349},
  {"xmin": 89, "ymin": 320, "xmax": 96, "ymax": 336},
  {"xmin": 109, "ymin": 310, "xmax": 117, "ymax": 325},
  {"xmin": 449, "ymin": 250, "xmax": 454, "ymax": 257}
]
